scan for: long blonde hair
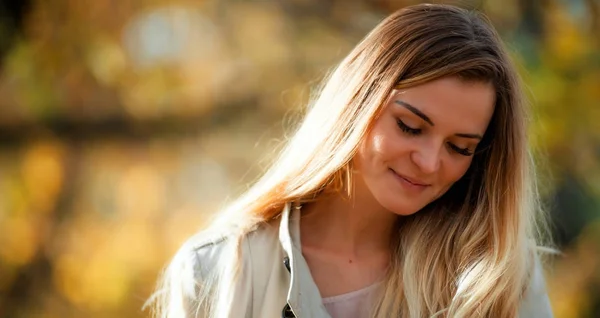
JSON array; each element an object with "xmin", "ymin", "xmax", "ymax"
[{"xmin": 150, "ymin": 4, "xmax": 550, "ymax": 317}]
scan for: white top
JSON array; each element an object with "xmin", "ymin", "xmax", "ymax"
[{"xmin": 322, "ymin": 282, "xmax": 381, "ymax": 318}]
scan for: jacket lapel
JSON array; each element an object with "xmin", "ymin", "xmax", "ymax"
[{"xmin": 279, "ymin": 203, "xmax": 332, "ymax": 318}]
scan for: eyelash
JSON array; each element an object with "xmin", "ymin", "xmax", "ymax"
[
  {"xmin": 396, "ymin": 119, "xmax": 421, "ymax": 136},
  {"xmin": 396, "ymin": 119, "xmax": 474, "ymax": 156}
]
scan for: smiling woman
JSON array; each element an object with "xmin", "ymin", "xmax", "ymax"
[
  {"xmin": 148, "ymin": 4, "xmax": 553, "ymax": 318},
  {"xmin": 355, "ymin": 78, "xmax": 496, "ymax": 216}
]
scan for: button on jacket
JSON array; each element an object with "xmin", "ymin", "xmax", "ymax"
[{"xmin": 183, "ymin": 203, "xmax": 554, "ymax": 317}]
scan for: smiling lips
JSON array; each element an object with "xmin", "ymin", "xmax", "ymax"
[{"xmin": 389, "ymin": 168, "xmax": 431, "ymax": 188}]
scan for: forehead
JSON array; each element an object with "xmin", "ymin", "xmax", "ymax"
[{"xmin": 391, "ymin": 77, "xmax": 496, "ymax": 133}]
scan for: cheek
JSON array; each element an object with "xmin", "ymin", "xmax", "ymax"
[
  {"xmin": 356, "ymin": 121, "xmax": 410, "ymax": 172},
  {"xmin": 442, "ymin": 159, "xmax": 473, "ymax": 186},
  {"xmin": 356, "ymin": 132, "xmax": 384, "ymax": 168},
  {"xmin": 369, "ymin": 134, "xmax": 386, "ymax": 157},
  {"xmin": 362, "ymin": 133, "xmax": 404, "ymax": 172}
]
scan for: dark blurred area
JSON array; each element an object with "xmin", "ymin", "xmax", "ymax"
[{"xmin": 0, "ymin": 0, "xmax": 598, "ymax": 317}]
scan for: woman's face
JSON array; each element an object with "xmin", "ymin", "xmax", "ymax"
[{"xmin": 353, "ymin": 76, "xmax": 496, "ymax": 216}]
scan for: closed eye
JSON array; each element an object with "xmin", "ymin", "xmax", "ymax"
[
  {"xmin": 397, "ymin": 119, "xmax": 421, "ymax": 136},
  {"xmin": 398, "ymin": 118, "xmax": 475, "ymax": 156},
  {"xmin": 448, "ymin": 143, "xmax": 474, "ymax": 156}
]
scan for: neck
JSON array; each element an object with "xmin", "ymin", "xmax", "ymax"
[{"xmin": 300, "ymin": 186, "xmax": 398, "ymax": 258}]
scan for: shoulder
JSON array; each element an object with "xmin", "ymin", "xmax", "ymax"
[
  {"xmin": 188, "ymin": 219, "xmax": 283, "ymax": 314},
  {"xmin": 186, "ymin": 229, "xmax": 230, "ymax": 278},
  {"xmin": 187, "ymin": 217, "xmax": 282, "ymax": 279},
  {"xmin": 518, "ymin": 251, "xmax": 554, "ymax": 318}
]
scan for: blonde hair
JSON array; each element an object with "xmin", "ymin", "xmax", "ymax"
[{"xmin": 149, "ymin": 4, "xmax": 551, "ymax": 317}]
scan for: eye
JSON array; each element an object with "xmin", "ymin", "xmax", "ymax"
[
  {"xmin": 397, "ymin": 119, "xmax": 421, "ymax": 136},
  {"xmin": 448, "ymin": 143, "xmax": 474, "ymax": 156}
]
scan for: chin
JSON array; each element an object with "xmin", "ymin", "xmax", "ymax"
[
  {"xmin": 391, "ymin": 207, "xmax": 422, "ymax": 216},
  {"xmin": 381, "ymin": 201, "xmax": 425, "ymax": 216},
  {"xmin": 376, "ymin": 191, "xmax": 436, "ymax": 216}
]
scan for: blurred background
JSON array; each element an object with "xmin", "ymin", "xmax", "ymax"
[{"xmin": 0, "ymin": 0, "xmax": 598, "ymax": 317}]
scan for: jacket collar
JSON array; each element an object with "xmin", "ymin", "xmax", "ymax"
[
  {"xmin": 279, "ymin": 202, "xmax": 331, "ymax": 317},
  {"xmin": 276, "ymin": 204, "xmax": 551, "ymax": 318}
]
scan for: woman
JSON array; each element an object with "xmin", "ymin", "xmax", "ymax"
[{"xmin": 149, "ymin": 4, "xmax": 553, "ymax": 318}]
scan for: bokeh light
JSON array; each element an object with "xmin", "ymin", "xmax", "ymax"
[{"xmin": 0, "ymin": 0, "xmax": 598, "ymax": 317}]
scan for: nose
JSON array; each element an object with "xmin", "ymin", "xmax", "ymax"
[{"xmin": 411, "ymin": 139, "xmax": 442, "ymax": 174}]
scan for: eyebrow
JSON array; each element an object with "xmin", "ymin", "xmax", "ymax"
[
  {"xmin": 394, "ymin": 99, "xmax": 484, "ymax": 140},
  {"xmin": 455, "ymin": 133, "xmax": 483, "ymax": 140},
  {"xmin": 394, "ymin": 100, "xmax": 434, "ymax": 126}
]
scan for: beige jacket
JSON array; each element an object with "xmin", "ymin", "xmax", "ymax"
[{"xmin": 183, "ymin": 203, "xmax": 553, "ymax": 317}]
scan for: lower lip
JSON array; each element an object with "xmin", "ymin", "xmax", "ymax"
[{"xmin": 390, "ymin": 169, "xmax": 430, "ymax": 192}]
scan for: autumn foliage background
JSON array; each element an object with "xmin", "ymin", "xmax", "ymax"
[{"xmin": 0, "ymin": 0, "xmax": 598, "ymax": 317}]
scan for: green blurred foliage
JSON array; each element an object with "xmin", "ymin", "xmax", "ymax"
[{"xmin": 0, "ymin": 0, "xmax": 598, "ymax": 317}]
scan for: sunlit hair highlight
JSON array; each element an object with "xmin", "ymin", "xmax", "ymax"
[{"xmin": 149, "ymin": 4, "xmax": 551, "ymax": 318}]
